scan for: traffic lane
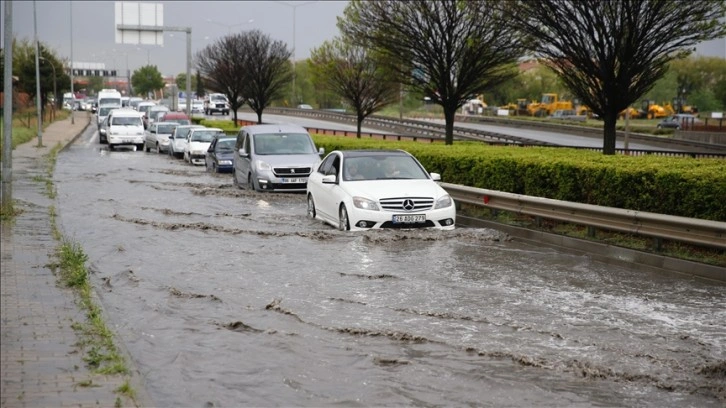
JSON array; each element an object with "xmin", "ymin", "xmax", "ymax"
[
  {"xmin": 53, "ymin": 125, "xmax": 726, "ymax": 407},
  {"xmin": 445, "ymin": 119, "xmax": 679, "ymax": 150}
]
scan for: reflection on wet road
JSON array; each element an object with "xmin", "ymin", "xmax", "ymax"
[{"xmin": 54, "ymin": 126, "xmax": 725, "ymax": 407}]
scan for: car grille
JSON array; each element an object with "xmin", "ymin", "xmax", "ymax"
[
  {"xmin": 215, "ymin": 104, "xmax": 225, "ymax": 108},
  {"xmin": 379, "ymin": 197, "xmax": 434, "ymax": 212},
  {"xmin": 273, "ymin": 167, "xmax": 312, "ymax": 177},
  {"xmin": 380, "ymin": 220, "xmax": 436, "ymax": 229}
]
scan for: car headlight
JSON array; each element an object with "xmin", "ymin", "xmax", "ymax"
[
  {"xmin": 219, "ymin": 160, "xmax": 232, "ymax": 165},
  {"xmin": 353, "ymin": 196, "xmax": 379, "ymax": 211},
  {"xmin": 255, "ymin": 160, "xmax": 271, "ymax": 171},
  {"xmin": 434, "ymin": 194, "xmax": 453, "ymax": 209}
]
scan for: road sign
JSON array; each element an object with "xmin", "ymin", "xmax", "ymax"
[{"xmin": 115, "ymin": 2, "xmax": 164, "ymax": 45}]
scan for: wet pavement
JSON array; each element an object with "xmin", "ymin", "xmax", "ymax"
[
  {"xmin": 50, "ymin": 123, "xmax": 726, "ymax": 407},
  {"xmin": 1, "ymin": 112, "xmax": 149, "ymax": 407}
]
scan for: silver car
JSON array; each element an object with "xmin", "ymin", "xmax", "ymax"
[
  {"xmin": 232, "ymin": 124, "xmax": 324, "ymax": 192},
  {"xmin": 144, "ymin": 121, "xmax": 178, "ymax": 153}
]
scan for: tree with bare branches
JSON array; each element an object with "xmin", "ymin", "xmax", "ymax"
[
  {"xmin": 309, "ymin": 38, "xmax": 399, "ymax": 138},
  {"xmin": 338, "ymin": 0, "xmax": 526, "ymax": 145},
  {"xmin": 510, "ymin": 0, "xmax": 726, "ymax": 155},
  {"xmin": 240, "ymin": 30, "xmax": 292, "ymax": 124},
  {"xmin": 196, "ymin": 34, "xmax": 248, "ymax": 123}
]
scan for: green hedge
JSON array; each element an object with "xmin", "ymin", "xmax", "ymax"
[{"xmin": 310, "ymin": 135, "xmax": 726, "ymax": 221}]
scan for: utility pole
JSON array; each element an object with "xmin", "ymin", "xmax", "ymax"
[
  {"xmin": 70, "ymin": 0, "xmax": 75, "ymax": 124},
  {"xmin": 34, "ymin": 0, "xmax": 43, "ymax": 146},
  {"xmin": 2, "ymin": 0, "xmax": 14, "ymax": 210}
]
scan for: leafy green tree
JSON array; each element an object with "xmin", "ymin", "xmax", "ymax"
[
  {"xmin": 86, "ymin": 76, "xmax": 105, "ymax": 95},
  {"xmin": 10, "ymin": 39, "xmax": 70, "ymax": 111},
  {"xmin": 310, "ymin": 38, "xmax": 399, "ymax": 137},
  {"xmin": 510, "ymin": 0, "xmax": 726, "ymax": 154},
  {"xmin": 131, "ymin": 65, "xmax": 164, "ymax": 98},
  {"xmin": 339, "ymin": 0, "xmax": 526, "ymax": 145},
  {"xmin": 175, "ymin": 72, "xmax": 199, "ymax": 97}
]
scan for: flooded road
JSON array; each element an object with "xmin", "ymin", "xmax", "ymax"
[{"xmin": 54, "ymin": 125, "xmax": 725, "ymax": 407}]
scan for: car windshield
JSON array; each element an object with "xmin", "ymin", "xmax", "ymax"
[
  {"xmin": 253, "ymin": 133, "xmax": 315, "ymax": 155},
  {"xmin": 191, "ymin": 130, "xmax": 220, "ymax": 142},
  {"xmin": 211, "ymin": 95, "xmax": 227, "ymax": 102},
  {"xmin": 157, "ymin": 124, "xmax": 177, "ymax": 134},
  {"xmin": 216, "ymin": 139, "xmax": 235, "ymax": 151},
  {"xmin": 343, "ymin": 155, "xmax": 429, "ymax": 181},
  {"xmin": 99, "ymin": 107, "xmax": 114, "ymax": 116},
  {"xmin": 112, "ymin": 116, "xmax": 142, "ymax": 126}
]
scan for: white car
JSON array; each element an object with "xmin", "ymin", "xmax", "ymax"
[
  {"xmin": 168, "ymin": 125, "xmax": 205, "ymax": 159},
  {"xmin": 306, "ymin": 149, "xmax": 456, "ymax": 231},
  {"xmin": 144, "ymin": 121, "xmax": 178, "ymax": 153},
  {"xmin": 184, "ymin": 127, "xmax": 224, "ymax": 165}
]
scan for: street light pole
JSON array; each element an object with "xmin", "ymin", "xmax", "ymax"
[
  {"xmin": 33, "ymin": 1, "xmax": 43, "ymax": 146},
  {"xmin": 70, "ymin": 0, "xmax": 75, "ymax": 124},
  {"xmin": 205, "ymin": 18, "xmax": 254, "ymax": 34},
  {"xmin": 276, "ymin": 2, "xmax": 316, "ymax": 106}
]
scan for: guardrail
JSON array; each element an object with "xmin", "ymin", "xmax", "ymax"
[{"xmin": 440, "ymin": 183, "xmax": 726, "ymax": 251}]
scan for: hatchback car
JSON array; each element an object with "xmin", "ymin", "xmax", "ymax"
[
  {"xmin": 232, "ymin": 124, "xmax": 324, "ymax": 192},
  {"xmin": 184, "ymin": 128, "xmax": 224, "ymax": 165},
  {"xmin": 306, "ymin": 149, "xmax": 456, "ymax": 231},
  {"xmin": 205, "ymin": 136, "xmax": 236, "ymax": 173},
  {"xmin": 168, "ymin": 125, "xmax": 205, "ymax": 159},
  {"xmin": 144, "ymin": 121, "xmax": 178, "ymax": 153}
]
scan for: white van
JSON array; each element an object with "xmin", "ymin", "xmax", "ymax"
[
  {"xmin": 106, "ymin": 109, "xmax": 145, "ymax": 151},
  {"xmin": 97, "ymin": 89, "xmax": 122, "ymax": 108}
]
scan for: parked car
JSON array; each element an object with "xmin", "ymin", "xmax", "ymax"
[
  {"xmin": 160, "ymin": 112, "xmax": 191, "ymax": 126},
  {"xmin": 232, "ymin": 124, "xmax": 324, "ymax": 192},
  {"xmin": 184, "ymin": 127, "xmax": 224, "ymax": 165},
  {"xmin": 306, "ymin": 149, "xmax": 456, "ymax": 231},
  {"xmin": 168, "ymin": 125, "xmax": 205, "ymax": 159},
  {"xmin": 297, "ymin": 104, "xmax": 313, "ymax": 110},
  {"xmin": 205, "ymin": 135, "xmax": 236, "ymax": 173},
  {"xmin": 105, "ymin": 108, "xmax": 145, "ymax": 151},
  {"xmin": 657, "ymin": 114, "xmax": 700, "ymax": 130},
  {"xmin": 144, "ymin": 121, "xmax": 178, "ymax": 153}
]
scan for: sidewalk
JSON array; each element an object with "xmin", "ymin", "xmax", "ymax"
[{"xmin": 1, "ymin": 112, "xmax": 147, "ymax": 407}]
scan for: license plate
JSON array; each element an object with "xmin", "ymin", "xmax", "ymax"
[
  {"xmin": 281, "ymin": 178, "xmax": 306, "ymax": 183},
  {"xmin": 123, "ymin": 138, "xmax": 134, "ymax": 143},
  {"xmin": 392, "ymin": 214, "xmax": 426, "ymax": 223}
]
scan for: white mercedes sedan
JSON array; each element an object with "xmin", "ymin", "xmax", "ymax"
[{"xmin": 306, "ymin": 149, "xmax": 456, "ymax": 231}]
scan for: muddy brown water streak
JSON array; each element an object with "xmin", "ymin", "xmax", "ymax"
[{"xmin": 53, "ymin": 126, "xmax": 725, "ymax": 407}]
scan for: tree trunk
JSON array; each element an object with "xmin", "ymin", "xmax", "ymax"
[
  {"xmin": 443, "ymin": 105, "xmax": 456, "ymax": 145},
  {"xmin": 256, "ymin": 110, "xmax": 263, "ymax": 124},
  {"xmin": 356, "ymin": 114, "xmax": 363, "ymax": 139},
  {"xmin": 232, "ymin": 105, "xmax": 238, "ymax": 125},
  {"xmin": 602, "ymin": 110, "xmax": 617, "ymax": 155}
]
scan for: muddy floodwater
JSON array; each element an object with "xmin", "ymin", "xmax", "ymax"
[{"xmin": 54, "ymin": 127, "xmax": 725, "ymax": 407}]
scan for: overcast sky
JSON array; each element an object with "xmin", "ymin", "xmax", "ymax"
[
  {"xmin": 2, "ymin": 1, "xmax": 349, "ymax": 76},
  {"xmin": 2, "ymin": 0, "xmax": 725, "ymax": 78}
]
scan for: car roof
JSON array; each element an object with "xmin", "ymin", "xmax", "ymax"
[
  {"xmin": 338, "ymin": 149, "xmax": 411, "ymax": 159},
  {"xmin": 163, "ymin": 112, "xmax": 189, "ymax": 117},
  {"xmin": 243, "ymin": 124, "xmax": 308, "ymax": 134},
  {"xmin": 154, "ymin": 121, "xmax": 179, "ymax": 126},
  {"xmin": 109, "ymin": 109, "xmax": 142, "ymax": 116},
  {"xmin": 175, "ymin": 125, "xmax": 205, "ymax": 129},
  {"xmin": 191, "ymin": 127, "xmax": 223, "ymax": 132}
]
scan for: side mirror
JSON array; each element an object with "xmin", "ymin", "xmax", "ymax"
[
  {"xmin": 318, "ymin": 147, "xmax": 325, "ymax": 156},
  {"xmin": 321, "ymin": 174, "xmax": 337, "ymax": 184},
  {"xmin": 100, "ymin": 128, "xmax": 107, "ymax": 136},
  {"xmin": 430, "ymin": 172, "xmax": 441, "ymax": 181},
  {"xmin": 237, "ymin": 148, "xmax": 248, "ymax": 157}
]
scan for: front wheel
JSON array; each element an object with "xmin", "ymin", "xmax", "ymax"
[
  {"xmin": 247, "ymin": 174, "xmax": 256, "ymax": 191},
  {"xmin": 307, "ymin": 194, "xmax": 316, "ymax": 219},
  {"xmin": 338, "ymin": 205, "xmax": 350, "ymax": 231},
  {"xmin": 145, "ymin": 143, "xmax": 151, "ymax": 152}
]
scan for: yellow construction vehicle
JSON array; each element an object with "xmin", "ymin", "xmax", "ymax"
[
  {"xmin": 672, "ymin": 96, "xmax": 698, "ymax": 115},
  {"xmin": 639, "ymin": 100, "xmax": 673, "ymax": 119},
  {"xmin": 462, "ymin": 95, "xmax": 487, "ymax": 115},
  {"xmin": 530, "ymin": 93, "xmax": 574, "ymax": 117},
  {"xmin": 618, "ymin": 107, "xmax": 640, "ymax": 119}
]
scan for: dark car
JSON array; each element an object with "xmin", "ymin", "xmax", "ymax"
[
  {"xmin": 657, "ymin": 114, "xmax": 699, "ymax": 130},
  {"xmin": 205, "ymin": 136, "xmax": 236, "ymax": 173}
]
